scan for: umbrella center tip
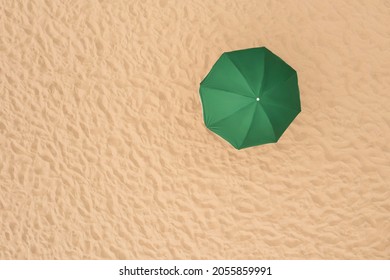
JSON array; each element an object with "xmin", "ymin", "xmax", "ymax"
[{"xmin": 256, "ymin": 97, "xmax": 260, "ymax": 102}]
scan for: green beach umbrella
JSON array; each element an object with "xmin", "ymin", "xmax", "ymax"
[{"xmin": 199, "ymin": 47, "xmax": 301, "ymax": 149}]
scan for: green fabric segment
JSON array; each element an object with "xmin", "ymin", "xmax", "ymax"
[
  {"xmin": 262, "ymin": 73, "xmax": 301, "ymax": 111},
  {"xmin": 225, "ymin": 48, "xmax": 266, "ymax": 97},
  {"xmin": 208, "ymin": 103, "xmax": 256, "ymax": 149},
  {"xmin": 201, "ymin": 54, "xmax": 254, "ymax": 98},
  {"xmin": 239, "ymin": 104, "xmax": 276, "ymax": 149},
  {"xmin": 199, "ymin": 46, "xmax": 301, "ymax": 149},
  {"xmin": 260, "ymin": 48, "xmax": 295, "ymax": 96},
  {"xmin": 200, "ymin": 87, "xmax": 253, "ymax": 126},
  {"xmin": 262, "ymin": 102, "xmax": 300, "ymax": 140}
]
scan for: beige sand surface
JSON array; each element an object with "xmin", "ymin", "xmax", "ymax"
[{"xmin": 1, "ymin": 0, "xmax": 389, "ymax": 259}]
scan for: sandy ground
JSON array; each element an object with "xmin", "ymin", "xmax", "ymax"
[{"xmin": 0, "ymin": 0, "xmax": 389, "ymax": 259}]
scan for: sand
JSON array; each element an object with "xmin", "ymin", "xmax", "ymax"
[{"xmin": 0, "ymin": 0, "xmax": 389, "ymax": 259}]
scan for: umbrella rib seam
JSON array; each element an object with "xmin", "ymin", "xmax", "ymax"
[
  {"xmin": 262, "ymin": 99, "xmax": 301, "ymax": 113},
  {"xmin": 200, "ymin": 85, "xmax": 254, "ymax": 100},
  {"xmin": 259, "ymin": 51, "xmax": 266, "ymax": 97},
  {"xmin": 239, "ymin": 104, "xmax": 258, "ymax": 149},
  {"xmin": 261, "ymin": 106, "xmax": 277, "ymax": 142}
]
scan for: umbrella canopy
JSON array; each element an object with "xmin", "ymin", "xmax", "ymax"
[{"xmin": 199, "ymin": 47, "xmax": 301, "ymax": 149}]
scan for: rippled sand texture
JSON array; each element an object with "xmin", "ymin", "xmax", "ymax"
[{"xmin": 1, "ymin": 0, "xmax": 389, "ymax": 259}]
